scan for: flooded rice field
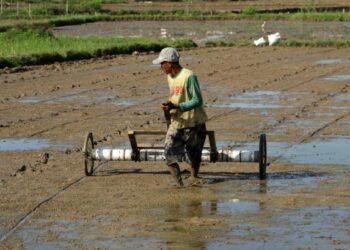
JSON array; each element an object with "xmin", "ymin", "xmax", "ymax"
[
  {"xmin": 1, "ymin": 32, "xmax": 350, "ymax": 248},
  {"xmin": 101, "ymin": 0, "xmax": 350, "ymax": 13},
  {"xmin": 102, "ymin": 0, "xmax": 350, "ymax": 13},
  {"xmin": 53, "ymin": 20, "xmax": 350, "ymax": 44}
]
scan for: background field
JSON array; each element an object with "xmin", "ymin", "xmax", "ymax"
[{"xmin": 1, "ymin": 1, "xmax": 350, "ymax": 249}]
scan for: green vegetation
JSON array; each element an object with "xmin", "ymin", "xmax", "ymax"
[
  {"xmin": 206, "ymin": 40, "xmax": 251, "ymax": 47},
  {"xmin": 282, "ymin": 39, "xmax": 350, "ymax": 47},
  {"xmin": 1, "ymin": 11, "xmax": 350, "ymax": 33},
  {"xmin": 1, "ymin": 2, "xmax": 350, "ymax": 23},
  {"xmin": 1, "ymin": 2, "xmax": 349, "ymax": 68},
  {"xmin": 289, "ymin": 11, "xmax": 350, "ymax": 21},
  {"xmin": 1, "ymin": 25, "xmax": 349, "ymax": 68},
  {"xmin": 241, "ymin": 6, "xmax": 258, "ymax": 16},
  {"xmin": 0, "ymin": 28, "xmax": 196, "ymax": 68},
  {"xmin": 102, "ymin": 0, "xmax": 128, "ymax": 3},
  {"xmin": 0, "ymin": 0, "xmax": 104, "ymax": 17}
]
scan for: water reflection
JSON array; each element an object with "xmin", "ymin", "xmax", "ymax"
[
  {"xmin": 160, "ymin": 196, "xmax": 265, "ymax": 249},
  {"xmin": 259, "ymin": 180, "xmax": 267, "ymax": 193},
  {"xmin": 281, "ymin": 137, "xmax": 350, "ymax": 165},
  {"xmin": 0, "ymin": 138, "xmax": 72, "ymax": 151},
  {"xmin": 18, "ymin": 89, "xmax": 139, "ymax": 106},
  {"xmin": 161, "ymin": 200, "xmax": 207, "ymax": 249},
  {"xmin": 225, "ymin": 137, "xmax": 350, "ymax": 165},
  {"xmin": 210, "ymin": 91, "xmax": 307, "ymax": 109},
  {"xmin": 314, "ymin": 59, "xmax": 350, "ymax": 65},
  {"xmin": 336, "ymin": 93, "xmax": 350, "ymax": 100},
  {"xmin": 324, "ymin": 75, "xmax": 350, "ymax": 81},
  {"xmin": 203, "ymin": 200, "xmax": 260, "ymax": 215},
  {"xmin": 160, "ymin": 180, "xmax": 268, "ymax": 248}
]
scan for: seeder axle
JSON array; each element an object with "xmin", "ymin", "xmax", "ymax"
[{"xmin": 83, "ymin": 131, "xmax": 268, "ymax": 179}]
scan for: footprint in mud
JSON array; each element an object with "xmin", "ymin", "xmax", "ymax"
[
  {"xmin": 188, "ymin": 217, "xmax": 220, "ymax": 226},
  {"xmin": 50, "ymin": 85, "xmax": 60, "ymax": 92},
  {"xmin": 10, "ymin": 153, "xmax": 50, "ymax": 177},
  {"xmin": 11, "ymin": 165, "xmax": 28, "ymax": 176},
  {"xmin": 0, "ymin": 179, "xmax": 6, "ymax": 187}
]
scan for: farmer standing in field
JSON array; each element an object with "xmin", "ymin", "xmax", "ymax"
[{"xmin": 152, "ymin": 47, "xmax": 208, "ymax": 187}]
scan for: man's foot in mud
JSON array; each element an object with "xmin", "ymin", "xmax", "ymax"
[
  {"xmin": 181, "ymin": 169, "xmax": 191, "ymax": 175},
  {"xmin": 171, "ymin": 179, "xmax": 184, "ymax": 188},
  {"xmin": 185, "ymin": 176, "xmax": 204, "ymax": 187}
]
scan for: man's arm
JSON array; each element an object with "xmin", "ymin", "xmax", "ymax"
[{"xmin": 179, "ymin": 75, "xmax": 203, "ymax": 112}]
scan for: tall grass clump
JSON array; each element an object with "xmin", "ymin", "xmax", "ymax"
[
  {"xmin": 80, "ymin": 0, "xmax": 103, "ymax": 13},
  {"xmin": 291, "ymin": 11, "xmax": 350, "ymax": 21},
  {"xmin": 282, "ymin": 39, "xmax": 350, "ymax": 47},
  {"xmin": 102, "ymin": 0, "xmax": 128, "ymax": 3},
  {"xmin": 0, "ymin": 28, "xmax": 196, "ymax": 68},
  {"xmin": 241, "ymin": 6, "xmax": 258, "ymax": 16}
]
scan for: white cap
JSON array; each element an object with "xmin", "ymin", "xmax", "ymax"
[{"xmin": 152, "ymin": 47, "xmax": 180, "ymax": 64}]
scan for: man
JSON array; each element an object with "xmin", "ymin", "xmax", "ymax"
[{"xmin": 152, "ymin": 47, "xmax": 208, "ymax": 187}]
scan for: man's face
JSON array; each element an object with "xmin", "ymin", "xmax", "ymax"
[{"xmin": 161, "ymin": 61, "xmax": 172, "ymax": 74}]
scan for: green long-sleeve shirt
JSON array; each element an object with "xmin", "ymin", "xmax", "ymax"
[{"xmin": 179, "ymin": 74, "xmax": 203, "ymax": 112}]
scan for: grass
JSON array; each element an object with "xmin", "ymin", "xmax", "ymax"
[
  {"xmin": 1, "ymin": 11, "xmax": 350, "ymax": 34},
  {"xmin": 0, "ymin": 14, "xmax": 113, "ymax": 32},
  {"xmin": 282, "ymin": 39, "xmax": 350, "ymax": 47},
  {"xmin": 0, "ymin": 28, "xmax": 196, "ymax": 68},
  {"xmin": 1, "ymin": 10, "xmax": 350, "ymax": 25},
  {"xmin": 1, "ymin": 27, "xmax": 349, "ymax": 68},
  {"xmin": 1, "ymin": 6, "xmax": 349, "ymax": 68},
  {"xmin": 1, "ymin": 8, "xmax": 350, "ymax": 34}
]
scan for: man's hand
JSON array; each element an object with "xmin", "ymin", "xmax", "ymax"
[{"xmin": 162, "ymin": 101, "xmax": 179, "ymax": 112}]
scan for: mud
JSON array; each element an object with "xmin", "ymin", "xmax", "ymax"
[
  {"xmin": 1, "ymin": 45, "xmax": 350, "ymax": 249},
  {"xmin": 53, "ymin": 20, "xmax": 350, "ymax": 45}
]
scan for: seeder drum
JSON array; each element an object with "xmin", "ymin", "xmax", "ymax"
[{"xmin": 82, "ymin": 130, "xmax": 268, "ymax": 179}]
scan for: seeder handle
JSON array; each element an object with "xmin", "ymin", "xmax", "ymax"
[{"xmin": 164, "ymin": 110, "xmax": 171, "ymax": 129}]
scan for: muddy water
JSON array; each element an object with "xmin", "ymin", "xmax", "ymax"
[
  {"xmin": 278, "ymin": 137, "xmax": 350, "ymax": 165},
  {"xmin": 207, "ymin": 206, "xmax": 350, "ymax": 250},
  {"xmin": 18, "ymin": 89, "xmax": 140, "ymax": 107},
  {"xmin": 209, "ymin": 90, "xmax": 307, "ymax": 109},
  {"xmin": 324, "ymin": 75, "xmax": 350, "ymax": 81},
  {"xmin": 53, "ymin": 20, "xmax": 350, "ymax": 44},
  {"xmin": 1, "ymin": 46, "xmax": 350, "ymax": 248},
  {"xmin": 315, "ymin": 59, "xmax": 350, "ymax": 65},
  {"xmin": 214, "ymin": 137, "xmax": 350, "ymax": 165},
  {"xmin": 8, "ymin": 182, "xmax": 350, "ymax": 249},
  {"xmin": 0, "ymin": 138, "xmax": 72, "ymax": 151}
]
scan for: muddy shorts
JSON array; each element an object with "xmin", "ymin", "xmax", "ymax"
[{"xmin": 164, "ymin": 124, "xmax": 206, "ymax": 166}]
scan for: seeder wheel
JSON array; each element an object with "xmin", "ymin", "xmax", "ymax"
[
  {"xmin": 83, "ymin": 132, "xmax": 95, "ymax": 176},
  {"xmin": 259, "ymin": 134, "xmax": 267, "ymax": 180}
]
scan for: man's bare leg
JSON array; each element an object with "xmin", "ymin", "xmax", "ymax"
[
  {"xmin": 191, "ymin": 163, "xmax": 201, "ymax": 178},
  {"xmin": 186, "ymin": 163, "xmax": 203, "ymax": 186},
  {"xmin": 190, "ymin": 163, "xmax": 200, "ymax": 178},
  {"xmin": 168, "ymin": 163, "xmax": 183, "ymax": 187}
]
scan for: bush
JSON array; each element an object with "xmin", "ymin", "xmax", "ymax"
[
  {"xmin": 0, "ymin": 58, "xmax": 15, "ymax": 68},
  {"xmin": 81, "ymin": 0, "xmax": 103, "ymax": 13},
  {"xmin": 242, "ymin": 6, "xmax": 257, "ymax": 15},
  {"xmin": 2, "ymin": 27, "xmax": 54, "ymax": 41}
]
